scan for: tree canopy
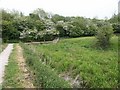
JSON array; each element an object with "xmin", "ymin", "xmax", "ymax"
[{"xmin": 0, "ymin": 8, "xmax": 118, "ymax": 42}]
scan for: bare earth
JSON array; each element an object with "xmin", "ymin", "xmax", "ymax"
[
  {"xmin": 16, "ymin": 44, "xmax": 34, "ymax": 88},
  {"xmin": 0, "ymin": 44, "xmax": 13, "ymax": 85}
]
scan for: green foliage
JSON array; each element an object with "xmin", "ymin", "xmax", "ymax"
[
  {"xmin": 29, "ymin": 36, "xmax": 118, "ymax": 88},
  {"xmin": 29, "ymin": 13, "xmax": 40, "ymax": 20},
  {"xmin": 0, "ymin": 9, "xmax": 116, "ymax": 42},
  {"xmin": 109, "ymin": 14, "xmax": 120, "ymax": 34},
  {"xmin": 56, "ymin": 24, "xmax": 66, "ymax": 37},
  {"xmin": 51, "ymin": 14, "xmax": 65, "ymax": 23},
  {"xmin": 67, "ymin": 17, "xmax": 97, "ymax": 37},
  {"xmin": 112, "ymin": 23, "xmax": 120, "ymax": 33},
  {"xmin": 96, "ymin": 23, "xmax": 114, "ymax": 49},
  {"xmin": 34, "ymin": 20, "xmax": 45, "ymax": 31},
  {"xmin": 2, "ymin": 20, "xmax": 20, "ymax": 42},
  {"xmin": 109, "ymin": 14, "xmax": 118, "ymax": 23},
  {"xmin": 1, "ymin": 10, "xmax": 21, "ymax": 42},
  {"xmin": 1, "ymin": 9, "xmax": 14, "ymax": 21},
  {"xmin": 33, "ymin": 8, "xmax": 48, "ymax": 19},
  {"xmin": 69, "ymin": 25, "xmax": 84, "ymax": 37},
  {"xmin": 20, "ymin": 43, "xmax": 71, "ymax": 88}
]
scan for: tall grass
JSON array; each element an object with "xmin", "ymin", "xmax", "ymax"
[
  {"xmin": 20, "ymin": 43, "xmax": 71, "ymax": 88},
  {"xmin": 28, "ymin": 36, "xmax": 118, "ymax": 88}
]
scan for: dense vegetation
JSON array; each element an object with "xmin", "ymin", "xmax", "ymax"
[
  {"xmin": 109, "ymin": 14, "xmax": 120, "ymax": 33},
  {"xmin": 1, "ymin": 8, "xmax": 119, "ymax": 88},
  {"xmin": 20, "ymin": 43, "xmax": 71, "ymax": 88},
  {"xmin": 1, "ymin": 9, "xmax": 119, "ymax": 43},
  {"xmin": 96, "ymin": 23, "xmax": 113, "ymax": 48},
  {"xmin": 20, "ymin": 36, "xmax": 118, "ymax": 88}
]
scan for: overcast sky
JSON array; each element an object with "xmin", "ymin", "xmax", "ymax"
[{"xmin": 0, "ymin": 0, "xmax": 119, "ymax": 19}]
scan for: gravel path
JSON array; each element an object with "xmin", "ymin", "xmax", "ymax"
[{"xmin": 0, "ymin": 44, "xmax": 13, "ymax": 85}]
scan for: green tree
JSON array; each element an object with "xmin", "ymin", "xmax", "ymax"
[
  {"xmin": 109, "ymin": 14, "xmax": 120, "ymax": 34},
  {"xmin": 68, "ymin": 17, "xmax": 87, "ymax": 37},
  {"xmin": 2, "ymin": 21, "xmax": 20, "ymax": 42},
  {"xmin": 51, "ymin": 14, "xmax": 65, "ymax": 23},
  {"xmin": 1, "ymin": 10, "xmax": 20, "ymax": 42},
  {"xmin": 33, "ymin": 8, "xmax": 48, "ymax": 19},
  {"xmin": 96, "ymin": 23, "xmax": 113, "ymax": 49},
  {"xmin": 56, "ymin": 24, "xmax": 65, "ymax": 37}
]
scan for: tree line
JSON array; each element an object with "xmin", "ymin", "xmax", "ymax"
[{"xmin": 0, "ymin": 8, "xmax": 119, "ymax": 47}]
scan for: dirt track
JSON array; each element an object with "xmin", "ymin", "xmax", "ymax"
[{"xmin": 16, "ymin": 44, "xmax": 34, "ymax": 88}]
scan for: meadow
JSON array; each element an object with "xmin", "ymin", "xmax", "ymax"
[{"xmin": 21, "ymin": 35, "xmax": 118, "ymax": 88}]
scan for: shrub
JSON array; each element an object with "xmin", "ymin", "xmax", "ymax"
[
  {"xmin": 112, "ymin": 23, "xmax": 120, "ymax": 33},
  {"xmin": 96, "ymin": 23, "xmax": 113, "ymax": 49},
  {"xmin": 56, "ymin": 24, "xmax": 66, "ymax": 37}
]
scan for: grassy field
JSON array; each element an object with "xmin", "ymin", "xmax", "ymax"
[{"xmin": 22, "ymin": 35, "xmax": 118, "ymax": 88}]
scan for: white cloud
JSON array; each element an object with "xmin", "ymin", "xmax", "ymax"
[{"xmin": 0, "ymin": 0, "xmax": 119, "ymax": 19}]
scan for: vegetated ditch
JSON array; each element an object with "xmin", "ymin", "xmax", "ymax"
[
  {"xmin": 41, "ymin": 60, "xmax": 88, "ymax": 88},
  {"xmin": 59, "ymin": 72, "xmax": 88, "ymax": 88},
  {"xmin": 24, "ymin": 43, "xmax": 88, "ymax": 88}
]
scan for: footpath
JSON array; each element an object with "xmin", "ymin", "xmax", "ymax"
[{"xmin": 0, "ymin": 44, "xmax": 13, "ymax": 85}]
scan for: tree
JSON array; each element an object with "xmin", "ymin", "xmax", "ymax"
[
  {"xmin": 85, "ymin": 20, "xmax": 98, "ymax": 36},
  {"xmin": 68, "ymin": 17, "xmax": 87, "ymax": 37},
  {"xmin": 51, "ymin": 14, "xmax": 65, "ymax": 24},
  {"xmin": 1, "ymin": 9, "xmax": 14, "ymax": 21},
  {"xmin": 29, "ymin": 13, "xmax": 40, "ymax": 20},
  {"xmin": 2, "ymin": 21, "xmax": 20, "ymax": 42},
  {"xmin": 109, "ymin": 14, "xmax": 120, "ymax": 34},
  {"xmin": 33, "ymin": 8, "xmax": 48, "ymax": 20},
  {"xmin": 112, "ymin": 23, "xmax": 120, "ymax": 33},
  {"xmin": 109, "ymin": 14, "xmax": 118, "ymax": 23},
  {"xmin": 96, "ymin": 23, "xmax": 113, "ymax": 49},
  {"xmin": 56, "ymin": 24, "xmax": 65, "ymax": 37},
  {"xmin": 1, "ymin": 10, "xmax": 20, "ymax": 42}
]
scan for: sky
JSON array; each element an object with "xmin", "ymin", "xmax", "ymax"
[{"xmin": 0, "ymin": 0, "xmax": 119, "ymax": 19}]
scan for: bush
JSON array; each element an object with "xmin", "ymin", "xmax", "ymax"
[
  {"xmin": 69, "ymin": 27, "xmax": 84, "ymax": 37},
  {"xmin": 112, "ymin": 23, "xmax": 120, "ymax": 33},
  {"xmin": 96, "ymin": 23, "xmax": 113, "ymax": 49},
  {"xmin": 56, "ymin": 24, "xmax": 67, "ymax": 37}
]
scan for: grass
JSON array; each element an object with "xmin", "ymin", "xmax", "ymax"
[
  {"xmin": 20, "ymin": 43, "xmax": 71, "ymax": 88},
  {"xmin": 2, "ymin": 44, "xmax": 22, "ymax": 88},
  {"xmin": 25, "ymin": 35, "xmax": 118, "ymax": 88}
]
